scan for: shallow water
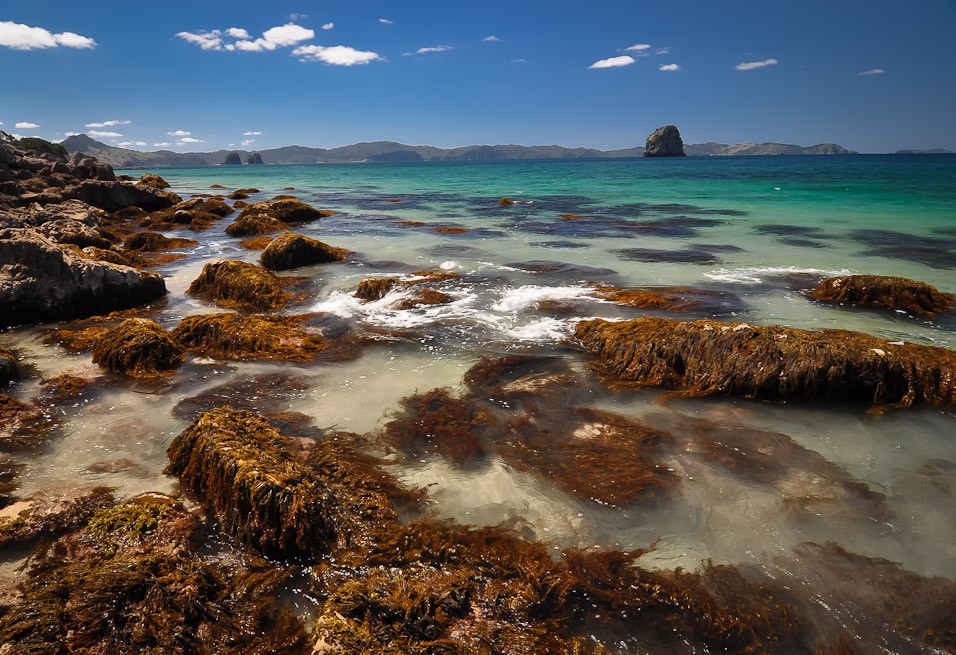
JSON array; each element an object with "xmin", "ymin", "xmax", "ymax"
[{"xmin": 3, "ymin": 155, "xmax": 956, "ymax": 651}]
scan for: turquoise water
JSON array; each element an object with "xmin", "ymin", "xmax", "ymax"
[{"xmin": 4, "ymin": 155, "xmax": 956, "ymax": 652}]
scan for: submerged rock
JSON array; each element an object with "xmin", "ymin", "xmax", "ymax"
[
  {"xmin": 91, "ymin": 318, "xmax": 185, "ymax": 376},
  {"xmin": 810, "ymin": 274, "xmax": 955, "ymax": 316},
  {"xmin": 259, "ymin": 231, "xmax": 349, "ymax": 270},
  {"xmin": 0, "ymin": 347, "xmax": 17, "ymax": 385},
  {"xmin": 171, "ymin": 313, "xmax": 328, "ymax": 361},
  {"xmin": 0, "ymin": 393, "xmax": 53, "ymax": 452},
  {"xmin": 576, "ymin": 317, "xmax": 956, "ymax": 407},
  {"xmin": 0, "ymin": 228, "xmax": 167, "ymax": 327},
  {"xmin": 186, "ymin": 259, "xmax": 293, "ymax": 312},
  {"xmin": 644, "ymin": 124, "xmax": 686, "ymax": 157},
  {"xmin": 0, "ymin": 487, "xmax": 115, "ymax": 550}
]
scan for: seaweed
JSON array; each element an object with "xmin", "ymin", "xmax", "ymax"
[
  {"xmin": 354, "ymin": 277, "xmax": 398, "ymax": 301},
  {"xmin": 82, "ymin": 245, "xmax": 151, "ymax": 268},
  {"xmin": 171, "ymin": 373, "xmax": 312, "ymax": 422},
  {"xmin": 226, "ymin": 199, "xmax": 333, "ymax": 237},
  {"xmin": 259, "ymin": 231, "xmax": 350, "ymax": 270},
  {"xmin": 576, "ymin": 317, "xmax": 956, "ymax": 407},
  {"xmin": 238, "ymin": 235, "xmax": 275, "ymax": 250},
  {"xmin": 0, "ymin": 486, "xmax": 115, "ymax": 550},
  {"xmin": 123, "ymin": 231, "xmax": 198, "ymax": 252},
  {"xmin": 354, "ymin": 275, "xmax": 455, "ymax": 309},
  {"xmin": 383, "ymin": 388, "xmax": 491, "ymax": 465},
  {"xmin": 186, "ymin": 260, "xmax": 293, "ymax": 312},
  {"xmin": 810, "ymin": 274, "xmax": 955, "ymax": 316},
  {"xmin": 171, "ymin": 313, "xmax": 328, "ymax": 361},
  {"xmin": 38, "ymin": 373, "xmax": 92, "ymax": 403},
  {"xmin": 0, "ymin": 394, "xmax": 53, "ymax": 453},
  {"xmin": 0, "ymin": 346, "xmax": 17, "ymax": 385},
  {"xmin": 45, "ymin": 325, "xmax": 110, "ymax": 352},
  {"xmin": 91, "ymin": 318, "xmax": 185, "ymax": 376}
]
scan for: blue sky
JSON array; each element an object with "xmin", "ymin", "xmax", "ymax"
[{"xmin": 2, "ymin": 1, "xmax": 955, "ymax": 153}]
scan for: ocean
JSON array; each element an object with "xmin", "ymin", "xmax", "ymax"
[{"xmin": 5, "ymin": 154, "xmax": 956, "ymax": 651}]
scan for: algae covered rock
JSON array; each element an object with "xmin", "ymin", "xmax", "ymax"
[
  {"xmin": 576, "ymin": 317, "xmax": 956, "ymax": 407},
  {"xmin": 260, "ymin": 231, "xmax": 349, "ymax": 270},
  {"xmin": 123, "ymin": 230, "xmax": 198, "ymax": 252},
  {"xmin": 810, "ymin": 274, "xmax": 955, "ymax": 316},
  {"xmin": 186, "ymin": 259, "xmax": 292, "ymax": 312},
  {"xmin": 91, "ymin": 318, "xmax": 185, "ymax": 376},
  {"xmin": 354, "ymin": 275, "xmax": 455, "ymax": 309},
  {"xmin": 226, "ymin": 199, "xmax": 333, "ymax": 237},
  {"xmin": 138, "ymin": 172, "xmax": 170, "ymax": 189},
  {"xmin": 171, "ymin": 313, "xmax": 328, "ymax": 361},
  {"xmin": 0, "ymin": 347, "xmax": 17, "ymax": 385}
]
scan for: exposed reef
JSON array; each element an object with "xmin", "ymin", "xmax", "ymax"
[
  {"xmin": 91, "ymin": 318, "xmax": 185, "ymax": 376},
  {"xmin": 810, "ymin": 274, "xmax": 955, "ymax": 316},
  {"xmin": 186, "ymin": 259, "xmax": 294, "ymax": 312},
  {"xmin": 171, "ymin": 313, "xmax": 329, "ymax": 361},
  {"xmin": 260, "ymin": 231, "xmax": 350, "ymax": 270}
]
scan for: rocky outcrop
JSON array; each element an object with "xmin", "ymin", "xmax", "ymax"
[
  {"xmin": 225, "ymin": 199, "xmax": 334, "ymax": 237},
  {"xmin": 67, "ymin": 179, "xmax": 181, "ymax": 212},
  {"xmin": 139, "ymin": 173, "xmax": 170, "ymax": 189},
  {"xmin": 171, "ymin": 313, "xmax": 329, "ymax": 361},
  {"xmin": 259, "ymin": 231, "xmax": 349, "ymax": 270},
  {"xmin": 140, "ymin": 196, "xmax": 233, "ymax": 231},
  {"xmin": 91, "ymin": 318, "xmax": 185, "ymax": 376},
  {"xmin": 0, "ymin": 228, "xmax": 167, "ymax": 327},
  {"xmin": 223, "ymin": 152, "xmax": 242, "ymax": 165},
  {"xmin": 644, "ymin": 124, "xmax": 686, "ymax": 157},
  {"xmin": 186, "ymin": 260, "xmax": 292, "ymax": 312},
  {"xmin": 245, "ymin": 153, "xmax": 264, "ymax": 165},
  {"xmin": 810, "ymin": 275, "xmax": 955, "ymax": 316}
]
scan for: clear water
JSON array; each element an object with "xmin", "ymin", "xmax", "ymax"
[{"xmin": 3, "ymin": 155, "xmax": 955, "ymax": 649}]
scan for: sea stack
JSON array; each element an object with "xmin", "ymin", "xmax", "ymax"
[
  {"xmin": 245, "ymin": 152, "xmax": 264, "ymax": 165},
  {"xmin": 223, "ymin": 152, "xmax": 241, "ymax": 165},
  {"xmin": 644, "ymin": 124, "xmax": 686, "ymax": 157}
]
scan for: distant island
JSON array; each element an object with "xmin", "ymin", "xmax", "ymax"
[{"xmin": 60, "ymin": 133, "xmax": 859, "ymax": 168}]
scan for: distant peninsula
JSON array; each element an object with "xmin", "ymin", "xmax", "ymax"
[{"xmin": 61, "ymin": 134, "xmax": 857, "ymax": 168}]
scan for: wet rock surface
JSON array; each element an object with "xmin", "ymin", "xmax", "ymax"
[
  {"xmin": 810, "ymin": 274, "xmax": 955, "ymax": 316},
  {"xmin": 186, "ymin": 259, "xmax": 294, "ymax": 312},
  {"xmin": 171, "ymin": 313, "xmax": 330, "ymax": 361},
  {"xmin": 644, "ymin": 124, "xmax": 686, "ymax": 157},
  {"xmin": 91, "ymin": 318, "xmax": 185, "ymax": 376},
  {"xmin": 260, "ymin": 231, "xmax": 350, "ymax": 270}
]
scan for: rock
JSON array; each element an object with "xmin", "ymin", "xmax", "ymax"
[
  {"xmin": 124, "ymin": 231, "xmax": 198, "ymax": 252},
  {"xmin": 810, "ymin": 274, "xmax": 955, "ymax": 316},
  {"xmin": 575, "ymin": 317, "xmax": 956, "ymax": 408},
  {"xmin": 82, "ymin": 246, "xmax": 150, "ymax": 268},
  {"xmin": 0, "ymin": 228, "xmax": 167, "ymax": 327},
  {"xmin": 259, "ymin": 231, "xmax": 349, "ymax": 270},
  {"xmin": 245, "ymin": 153, "xmax": 264, "ymax": 165},
  {"xmin": 69, "ymin": 179, "xmax": 181, "ymax": 212},
  {"xmin": 91, "ymin": 318, "xmax": 185, "ymax": 376},
  {"xmin": 67, "ymin": 152, "xmax": 116, "ymax": 181},
  {"xmin": 21, "ymin": 199, "xmax": 104, "ymax": 227},
  {"xmin": 36, "ymin": 218, "xmax": 112, "ymax": 249},
  {"xmin": 644, "ymin": 124, "xmax": 686, "ymax": 157},
  {"xmin": 0, "ymin": 393, "xmax": 53, "ymax": 452},
  {"xmin": 223, "ymin": 152, "xmax": 242, "ymax": 165},
  {"xmin": 186, "ymin": 259, "xmax": 292, "ymax": 312},
  {"xmin": 139, "ymin": 196, "xmax": 232, "ymax": 231},
  {"xmin": 171, "ymin": 313, "xmax": 329, "ymax": 361},
  {"xmin": 227, "ymin": 190, "xmax": 250, "ymax": 200},
  {"xmin": 0, "ymin": 347, "xmax": 16, "ymax": 384},
  {"xmin": 0, "ymin": 487, "xmax": 115, "ymax": 549},
  {"xmin": 226, "ymin": 199, "xmax": 333, "ymax": 237},
  {"xmin": 354, "ymin": 274, "xmax": 456, "ymax": 309},
  {"xmin": 139, "ymin": 172, "xmax": 170, "ymax": 189}
]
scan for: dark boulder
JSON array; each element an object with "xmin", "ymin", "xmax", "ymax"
[
  {"xmin": 245, "ymin": 153, "xmax": 264, "ymax": 165},
  {"xmin": 259, "ymin": 231, "xmax": 349, "ymax": 270},
  {"xmin": 223, "ymin": 152, "xmax": 242, "ymax": 165},
  {"xmin": 810, "ymin": 275, "xmax": 955, "ymax": 316},
  {"xmin": 70, "ymin": 179, "xmax": 181, "ymax": 212},
  {"xmin": 644, "ymin": 124, "xmax": 686, "ymax": 157}
]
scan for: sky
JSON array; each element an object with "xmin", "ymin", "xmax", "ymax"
[{"xmin": 2, "ymin": 0, "xmax": 955, "ymax": 153}]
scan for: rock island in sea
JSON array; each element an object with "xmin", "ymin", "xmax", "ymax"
[{"xmin": 1, "ymin": 132, "xmax": 955, "ymax": 654}]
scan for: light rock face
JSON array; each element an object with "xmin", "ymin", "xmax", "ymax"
[
  {"xmin": 0, "ymin": 228, "xmax": 166, "ymax": 327},
  {"xmin": 644, "ymin": 124, "xmax": 686, "ymax": 157}
]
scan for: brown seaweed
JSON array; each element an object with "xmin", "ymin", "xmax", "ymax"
[
  {"xmin": 185, "ymin": 259, "xmax": 294, "ymax": 312},
  {"xmin": 0, "ymin": 394, "xmax": 54, "ymax": 453},
  {"xmin": 576, "ymin": 317, "xmax": 956, "ymax": 407},
  {"xmin": 171, "ymin": 313, "xmax": 328, "ymax": 361},
  {"xmin": 91, "ymin": 318, "xmax": 185, "ymax": 376},
  {"xmin": 383, "ymin": 388, "xmax": 491, "ymax": 465},
  {"xmin": 810, "ymin": 274, "xmax": 955, "ymax": 316},
  {"xmin": 0, "ymin": 486, "xmax": 115, "ymax": 550},
  {"xmin": 259, "ymin": 231, "xmax": 350, "ymax": 270},
  {"xmin": 123, "ymin": 230, "xmax": 198, "ymax": 252}
]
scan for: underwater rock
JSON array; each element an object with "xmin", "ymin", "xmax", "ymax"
[
  {"xmin": 38, "ymin": 372, "xmax": 94, "ymax": 403},
  {"xmin": 123, "ymin": 230, "xmax": 198, "ymax": 252},
  {"xmin": 0, "ymin": 228, "xmax": 167, "ymax": 327},
  {"xmin": 186, "ymin": 259, "xmax": 293, "ymax": 312},
  {"xmin": 576, "ymin": 317, "xmax": 956, "ymax": 407},
  {"xmin": 0, "ymin": 486, "xmax": 114, "ymax": 550},
  {"xmin": 384, "ymin": 388, "xmax": 492, "ymax": 465},
  {"xmin": 91, "ymin": 318, "xmax": 185, "ymax": 376},
  {"xmin": 171, "ymin": 373, "xmax": 312, "ymax": 423},
  {"xmin": 0, "ymin": 393, "xmax": 53, "ymax": 452},
  {"xmin": 260, "ymin": 231, "xmax": 350, "ymax": 270},
  {"xmin": 810, "ymin": 274, "xmax": 955, "ymax": 316},
  {"xmin": 0, "ymin": 347, "xmax": 17, "ymax": 384},
  {"xmin": 46, "ymin": 325, "xmax": 111, "ymax": 352},
  {"xmin": 138, "ymin": 172, "xmax": 170, "ymax": 189},
  {"xmin": 644, "ymin": 124, "xmax": 686, "ymax": 157},
  {"xmin": 171, "ymin": 313, "xmax": 328, "ymax": 361},
  {"xmin": 593, "ymin": 283, "xmax": 743, "ymax": 315}
]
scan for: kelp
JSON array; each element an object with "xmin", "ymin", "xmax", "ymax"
[
  {"xmin": 123, "ymin": 230, "xmax": 198, "ymax": 252},
  {"xmin": 259, "ymin": 231, "xmax": 350, "ymax": 270},
  {"xmin": 0, "ymin": 486, "xmax": 114, "ymax": 550},
  {"xmin": 38, "ymin": 373, "xmax": 92, "ymax": 403},
  {"xmin": 82, "ymin": 245, "xmax": 151, "ymax": 268},
  {"xmin": 383, "ymin": 388, "xmax": 491, "ymax": 465},
  {"xmin": 171, "ymin": 313, "xmax": 328, "ymax": 361},
  {"xmin": 186, "ymin": 260, "xmax": 293, "ymax": 312},
  {"xmin": 227, "ymin": 199, "xmax": 334, "ymax": 237},
  {"xmin": 576, "ymin": 317, "xmax": 956, "ymax": 407},
  {"xmin": 91, "ymin": 318, "xmax": 185, "ymax": 376},
  {"xmin": 238, "ymin": 235, "xmax": 275, "ymax": 250},
  {"xmin": 810, "ymin": 274, "xmax": 955, "ymax": 316},
  {"xmin": 354, "ymin": 276, "xmax": 455, "ymax": 309},
  {"xmin": 0, "ymin": 394, "xmax": 53, "ymax": 453},
  {"xmin": 46, "ymin": 325, "xmax": 110, "ymax": 352}
]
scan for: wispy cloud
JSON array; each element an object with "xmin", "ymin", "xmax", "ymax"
[
  {"xmin": 857, "ymin": 68, "xmax": 884, "ymax": 76},
  {"xmin": 735, "ymin": 58, "xmax": 777, "ymax": 71},
  {"xmin": 655, "ymin": 47, "xmax": 671, "ymax": 55},
  {"xmin": 85, "ymin": 119, "xmax": 131, "ymax": 128},
  {"xmin": 511, "ymin": 58, "xmax": 526, "ymax": 64},
  {"xmin": 483, "ymin": 35, "xmax": 500, "ymax": 42},
  {"xmin": 0, "ymin": 21, "xmax": 96, "ymax": 50},
  {"xmin": 417, "ymin": 45, "xmax": 452, "ymax": 54},
  {"xmin": 588, "ymin": 55, "xmax": 635, "ymax": 69},
  {"xmin": 168, "ymin": 130, "xmax": 191, "ymax": 137},
  {"xmin": 625, "ymin": 43, "xmax": 651, "ymax": 52},
  {"xmin": 293, "ymin": 44, "xmax": 383, "ymax": 66},
  {"xmin": 178, "ymin": 137, "xmax": 203, "ymax": 143},
  {"xmin": 15, "ymin": 121, "xmax": 39, "ymax": 129},
  {"xmin": 379, "ymin": 18, "xmax": 393, "ymax": 25},
  {"xmin": 89, "ymin": 130, "xmax": 123, "ymax": 138},
  {"xmin": 117, "ymin": 141, "xmax": 146, "ymax": 147},
  {"xmin": 177, "ymin": 23, "xmax": 314, "ymax": 52},
  {"xmin": 64, "ymin": 131, "xmax": 81, "ymax": 137},
  {"xmin": 240, "ymin": 139, "xmax": 255, "ymax": 146},
  {"xmin": 154, "ymin": 142, "xmax": 172, "ymax": 147},
  {"xmin": 321, "ymin": 23, "xmax": 334, "ymax": 31},
  {"xmin": 243, "ymin": 130, "xmax": 263, "ymax": 136},
  {"xmin": 659, "ymin": 63, "xmax": 680, "ymax": 71}
]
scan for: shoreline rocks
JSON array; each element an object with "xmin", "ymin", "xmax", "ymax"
[
  {"xmin": 91, "ymin": 318, "xmax": 185, "ymax": 376},
  {"xmin": 186, "ymin": 260, "xmax": 293, "ymax": 312},
  {"xmin": 260, "ymin": 231, "xmax": 349, "ymax": 270},
  {"xmin": 810, "ymin": 274, "xmax": 955, "ymax": 316}
]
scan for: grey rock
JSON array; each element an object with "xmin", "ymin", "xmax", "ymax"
[
  {"xmin": 37, "ymin": 219, "xmax": 111, "ymax": 249},
  {"xmin": 644, "ymin": 125, "xmax": 686, "ymax": 158}
]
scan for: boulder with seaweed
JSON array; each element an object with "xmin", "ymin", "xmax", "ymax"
[
  {"xmin": 810, "ymin": 274, "xmax": 955, "ymax": 316},
  {"xmin": 575, "ymin": 317, "xmax": 956, "ymax": 408},
  {"xmin": 260, "ymin": 231, "xmax": 350, "ymax": 270},
  {"xmin": 226, "ymin": 199, "xmax": 334, "ymax": 237},
  {"xmin": 171, "ymin": 313, "xmax": 328, "ymax": 361},
  {"xmin": 186, "ymin": 259, "xmax": 293, "ymax": 312},
  {"xmin": 91, "ymin": 318, "xmax": 185, "ymax": 376},
  {"xmin": 0, "ymin": 394, "xmax": 54, "ymax": 452},
  {"xmin": 123, "ymin": 230, "xmax": 198, "ymax": 252}
]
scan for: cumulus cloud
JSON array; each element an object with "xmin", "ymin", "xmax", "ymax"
[
  {"xmin": 85, "ymin": 119, "xmax": 131, "ymax": 128},
  {"xmin": 88, "ymin": 130, "xmax": 123, "ymax": 138},
  {"xmin": 659, "ymin": 63, "xmax": 680, "ymax": 71},
  {"xmin": 483, "ymin": 35, "xmax": 500, "ymax": 42},
  {"xmin": 117, "ymin": 141, "xmax": 147, "ymax": 147},
  {"xmin": 625, "ymin": 43, "xmax": 651, "ymax": 51},
  {"xmin": 153, "ymin": 142, "xmax": 172, "ymax": 147},
  {"xmin": 176, "ymin": 30, "xmax": 224, "ymax": 50},
  {"xmin": 379, "ymin": 18, "xmax": 393, "ymax": 25},
  {"xmin": 0, "ymin": 21, "xmax": 96, "ymax": 50},
  {"xmin": 224, "ymin": 27, "xmax": 249, "ymax": 39},
  {"xmin": 735, "ymin": 58, "xmax": 778, "ymax": 71},
  {"xmin": 417, "ymin": 45, "xmax": 452, "ymax": 54},
  {"xmin": 178, "ymin": 137, "xmax": 203, "ymax": 143},
  {"xmin": 243, "ymin": 131, "xmax": 263, "ymax": 136},
  {"xmin": 293, "ymin": 44, "xmax": 383, "ymax": 66},
  {"xmin": 588, "ymin": 55, "xmax": 635, "ymax": 69},
  {"xmin": 857, "ymin": 68, "xmax": 884, "ymax": 76},
  {"xmin": 178, "ymin": 23, "xmax": 313, "ymax": 52},
  {"xmin": 167, "ymin": 130, "xmax": 191, "ymax": 136},
  {"xmin": 321, "ymin": 23, "xmax": 334, "ymax": 30},
  {"xmin": 15, "ymin": 121, "xmax": 39, "ymax": 129}
]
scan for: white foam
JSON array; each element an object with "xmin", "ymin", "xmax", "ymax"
[
  {"xmin": 492, "ymin": 284, "xmax": 595, "ymax": 313},
  {"xmin": 704, "ymin": 266, "xmax": 853, "ymax": 285}
]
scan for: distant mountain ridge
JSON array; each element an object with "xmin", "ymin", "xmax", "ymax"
[{"xmin": 61, "ymin": 134, "xmax": 856, "ymax": 168}]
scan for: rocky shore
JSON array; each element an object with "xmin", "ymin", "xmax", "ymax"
[{"xmin": 2, "ymin": 139, "xmax": 955, "ymax": 654}]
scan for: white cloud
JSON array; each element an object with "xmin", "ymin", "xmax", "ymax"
[
  {"xmin": 225, "ymin": 27, "xmax": 250, "ymax": 39},
  {"xmin": 167, "ymin": 130, "xmax": 191, "ymax": 136},
  {"xmin": 153, "ymin": 142, "xmax": 172, "ymax": 147},
  {"xmin": 64, "ymin": 131, "xmax": 80, "ymax": 137},
  {"xmin": 85, "ymin": 119, "xmax": 131, "ymax": 128},
  {"xmin": 625, "ymin": 43, "xmax": 651, "ymax": 51},
  {"xmin": 655, "ymin": 47, "xmax": 671, "ymax": 55},
  {"xmin": 235, "ymin": 38, "xmax": 277, "ymax": 52},
  {"xmin": 735, "ymin": 58, "xmax": 778, "ymax": 71},
  {"xmin": 293, "ymin": 44, "xmax": 383, "ymax": 66},
  {"xmin": 659, "ymin": 63, "xmax": 680, "ymax": 71},
  {"xmin": 178, "ymin": 137, "xmax": 203, "ymax": 143},
  {"xmin": 510, "ymin": 58, "xmax": 526, "ymax": 64},
  {"xmin": 588, "ymin": 55, "xmax": 635, "ymax": 69},
  {"xmin": 243, "ymin": 130, "xmax": 263, "ymax": 136},
  {"xmin": 483, "ymin": 35, "xmax": 500, "ymax": 42},
  {"xmin": 88, "ymin": 130, "xmax": 123, "ymax": 138},
  {"xmin": 379, "ymin": 18, "xmax": 393, "ymax": 25},
  {"xmin": 417, "ymin": 45, "xmax": 452, "ymax": 54},
  {"xmin": 117, "ymin": 141, "xmax": 147, "ymax": 147},
  {"xmin": 176, "ymin": 30, "xmax": 224, "ymax": 51},
  {"xmin": 857, "ymin": 68, "xmax": 884, "ymax": 76},
  {"xmin": 178, "ymin": 23, "xmax": 313, "ymax": 52},
  {"xmin": 321, "ymin": 23, "xmax": 334, "ymax": 31},
  {"xmin": 240, "ymin": 139, "xmax": 255, "ymax": 146},
  {"xmin": 0, "ymin": 21, "xmax": 96, "ymax": 50},
  {"xmin": 15, "ymin": 121, "xmax": 39, "ymax": 129},
  {"xmin": 262, "ymin": 23, "xmax": 314, "ymax": 47}
]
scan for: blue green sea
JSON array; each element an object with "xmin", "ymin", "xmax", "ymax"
[{"xmin": 5, "ymin": 154, "xmax": 956, "ymax": 652}]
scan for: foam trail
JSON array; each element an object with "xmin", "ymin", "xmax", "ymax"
[{"xmin": 704, "ymin": 266, "xmax": 853, "ymax": 285}]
